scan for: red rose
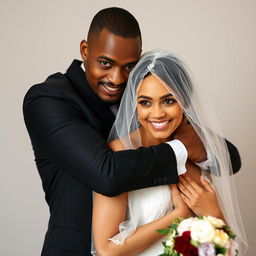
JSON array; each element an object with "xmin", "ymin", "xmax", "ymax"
[
  {"xmin": 174, "ymin": 231, "xmax": 198, "ymax": 256},
  {"xmin": 174, "ymin": 231, "xmax": 191, "ymax": 253},
  {"xmin": 184, "ymin": 244, "xmax": 198, "ymax": 256}
]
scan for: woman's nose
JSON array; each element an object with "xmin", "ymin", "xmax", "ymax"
[{"xmin": 152, "ymin": 105, "xmax": 165, "ymax": 119}]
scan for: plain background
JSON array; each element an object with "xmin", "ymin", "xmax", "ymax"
[{"xmin": 1, "ymin": 0, "xmax": 255, "ymax": 255}]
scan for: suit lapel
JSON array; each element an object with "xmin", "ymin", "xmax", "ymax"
[{"xmin": 65, "ymin": 60, "xmax": 115, "ymax": 137}]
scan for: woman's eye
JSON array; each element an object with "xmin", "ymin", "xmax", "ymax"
[
  {"xmin": 163, "ymin": 98, "xmax": 175, "ymax": 105},
  {"xmin": 138, "ymin": 100, "xmax": 151, "ymax": 107}
]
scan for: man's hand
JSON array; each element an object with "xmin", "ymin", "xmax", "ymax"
[{"xmin": 173, "ymin": 116, "xmax": 206, "ymax": 163}]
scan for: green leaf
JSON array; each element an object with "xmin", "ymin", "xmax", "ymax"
[
  {"xmin": 224, "ymin": 225, "xmax": 236, "ymax": 239},
  {"xmin": 157, "ymin": 228, "xmax": 170, "ymax": 235},
  {"xmin": 170, "ymin": 224, "xmax": 178, "ymax": 229},
  {"xmin": 215, "ymin": 246, "xmax": 227, "ymax": 254}
]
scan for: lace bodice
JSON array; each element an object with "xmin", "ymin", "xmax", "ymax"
[{"xmin": 128, "ymin": 185, "xmax": 172, "ymax": 225}]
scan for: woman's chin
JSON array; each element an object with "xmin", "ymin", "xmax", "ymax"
[
  {"xmin": 151, "ymin": 133, "xmax": 172, "ymax": 143},
  {"xmin": 149, "ymin": 128, "xmax": 174, "ymax": 141}
]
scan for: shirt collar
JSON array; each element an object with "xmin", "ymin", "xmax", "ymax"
[{"xmin": 81, "ymin": 62, "xmax": 85, "ymax": 72}]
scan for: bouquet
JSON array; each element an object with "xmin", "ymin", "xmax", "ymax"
[{"xmin": 157, "ymin": 216, "xmax": 238, "ymax": 256}]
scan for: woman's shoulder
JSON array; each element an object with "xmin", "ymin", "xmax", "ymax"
[
  {"xmin": 108, "ymin": 128, "xmax": 142, "ymax": 151},
  {"xmin": 108, "ymin": 138, "xmax": 126, "ymax": 151}
]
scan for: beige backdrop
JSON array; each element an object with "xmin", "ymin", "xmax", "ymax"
[{"xmin": 1, "ymin": 0, "xmax": 255, "ymax": 255}]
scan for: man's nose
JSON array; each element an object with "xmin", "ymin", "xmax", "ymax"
[{"xmin": 108, "ymin": 67, "xmax": 126, "ymax": 86}]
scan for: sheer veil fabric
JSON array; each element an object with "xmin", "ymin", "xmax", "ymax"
[{"xmin": 107, "ymin": 50, "xmax": 248, "ymax": 254}]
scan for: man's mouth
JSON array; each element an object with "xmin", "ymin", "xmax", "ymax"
[
  {"xmin": 100, "ymin": 82, "xmax": 124, "ymax": 96},
  {"xmin": 103, "ymin": 84, "xmax": 120, "ymax": 92}
]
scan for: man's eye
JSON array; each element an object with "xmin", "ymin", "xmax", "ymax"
[
  {"xmin": 99, "ymin": 61, "xmax": 111, "ymax": 67},
  {"xmin": 138, "ymin": 100, "xmax": 151, "ymax": 107},
  {"xmin": 125, "ymin": 64, "xmax": 136, "ymax": 71}
]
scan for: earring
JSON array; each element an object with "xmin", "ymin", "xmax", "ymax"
[{"xmin": 137, "ymin": 117, "xmax": 141, "ymax": 127}]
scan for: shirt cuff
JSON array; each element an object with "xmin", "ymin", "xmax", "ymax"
[{"xmin": 166, "ymin": 139, "xmax": 188, "ymax": 175}]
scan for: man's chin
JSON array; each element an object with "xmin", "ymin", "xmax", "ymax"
[{"xmin": 98, "ymin": 93, "xmax": 121, "ymax": 105}]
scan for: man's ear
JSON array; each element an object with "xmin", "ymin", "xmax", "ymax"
[{"xmin": 80, "ymin": 40, "xmax": 88, "ymax": 62}]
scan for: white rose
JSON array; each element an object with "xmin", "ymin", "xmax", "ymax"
[
  {"xmin": 177, "ymin": 217, "xmax": 196, "ymax": 235},
  {"xmin": 205, "ymin": 216, "xmax": 225, "ymax": 228},
  {"xmin": 190, "ymin": 219, "xmax": 215, "ymax": 243}
]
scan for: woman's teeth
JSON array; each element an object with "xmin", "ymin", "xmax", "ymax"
[{"xmin": 150, "ymin": 121, "xmax": 169, "ymax": 128}]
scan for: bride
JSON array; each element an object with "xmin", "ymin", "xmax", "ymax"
[{"xmin": 92, "ymin": 50, "xmax": 248, "ymax": 255}]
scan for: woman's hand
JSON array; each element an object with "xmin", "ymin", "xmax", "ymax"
[
  {"xmin": 170, "ymin": 184, "xmax": 192, "ymax": 216},
  {"xmin": 177, "ymin": 175, "xmax": 224, "ymax": 220}
]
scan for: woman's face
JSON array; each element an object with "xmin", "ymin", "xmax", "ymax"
[{"xmin": 137, "ymin": 74, "xmax": 183, "ymax": 142}]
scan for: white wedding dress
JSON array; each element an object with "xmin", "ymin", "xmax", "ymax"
[{"xmin": 109, "ymin": 185, "xmax": 173, "ymax": 256}]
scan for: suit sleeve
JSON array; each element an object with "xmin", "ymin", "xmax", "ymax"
[{"xmin": 23, "ymin": 86, "xmax": 179, "ymax": 196}]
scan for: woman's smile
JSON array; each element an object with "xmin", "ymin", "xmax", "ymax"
[{"xmin": 148, "ymin": 120, "xmax": 171, "ymax": 130}]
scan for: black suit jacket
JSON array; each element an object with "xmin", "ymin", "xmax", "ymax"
[{"xmin": 23, "ymin": 60, "xmax": 241, "ymax": 256}]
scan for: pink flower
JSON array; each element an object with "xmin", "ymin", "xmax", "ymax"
[{"xmin": 225, "ymin": 239, "xmax": 238, "ymax": 256}]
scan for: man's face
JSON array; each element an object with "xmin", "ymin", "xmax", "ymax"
[{"xmin": 80, "ymin": 29, "xmax": 142, "ymax": 103}]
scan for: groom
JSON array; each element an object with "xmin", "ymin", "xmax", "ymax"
[{"xmin": 23, "ymin": 7, "xmax": 241, "ymax": 256}]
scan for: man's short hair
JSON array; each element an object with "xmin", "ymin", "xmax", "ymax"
[{"xmin": 87, "ymin": 7, "xmax": 141, "ymax": 41}]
